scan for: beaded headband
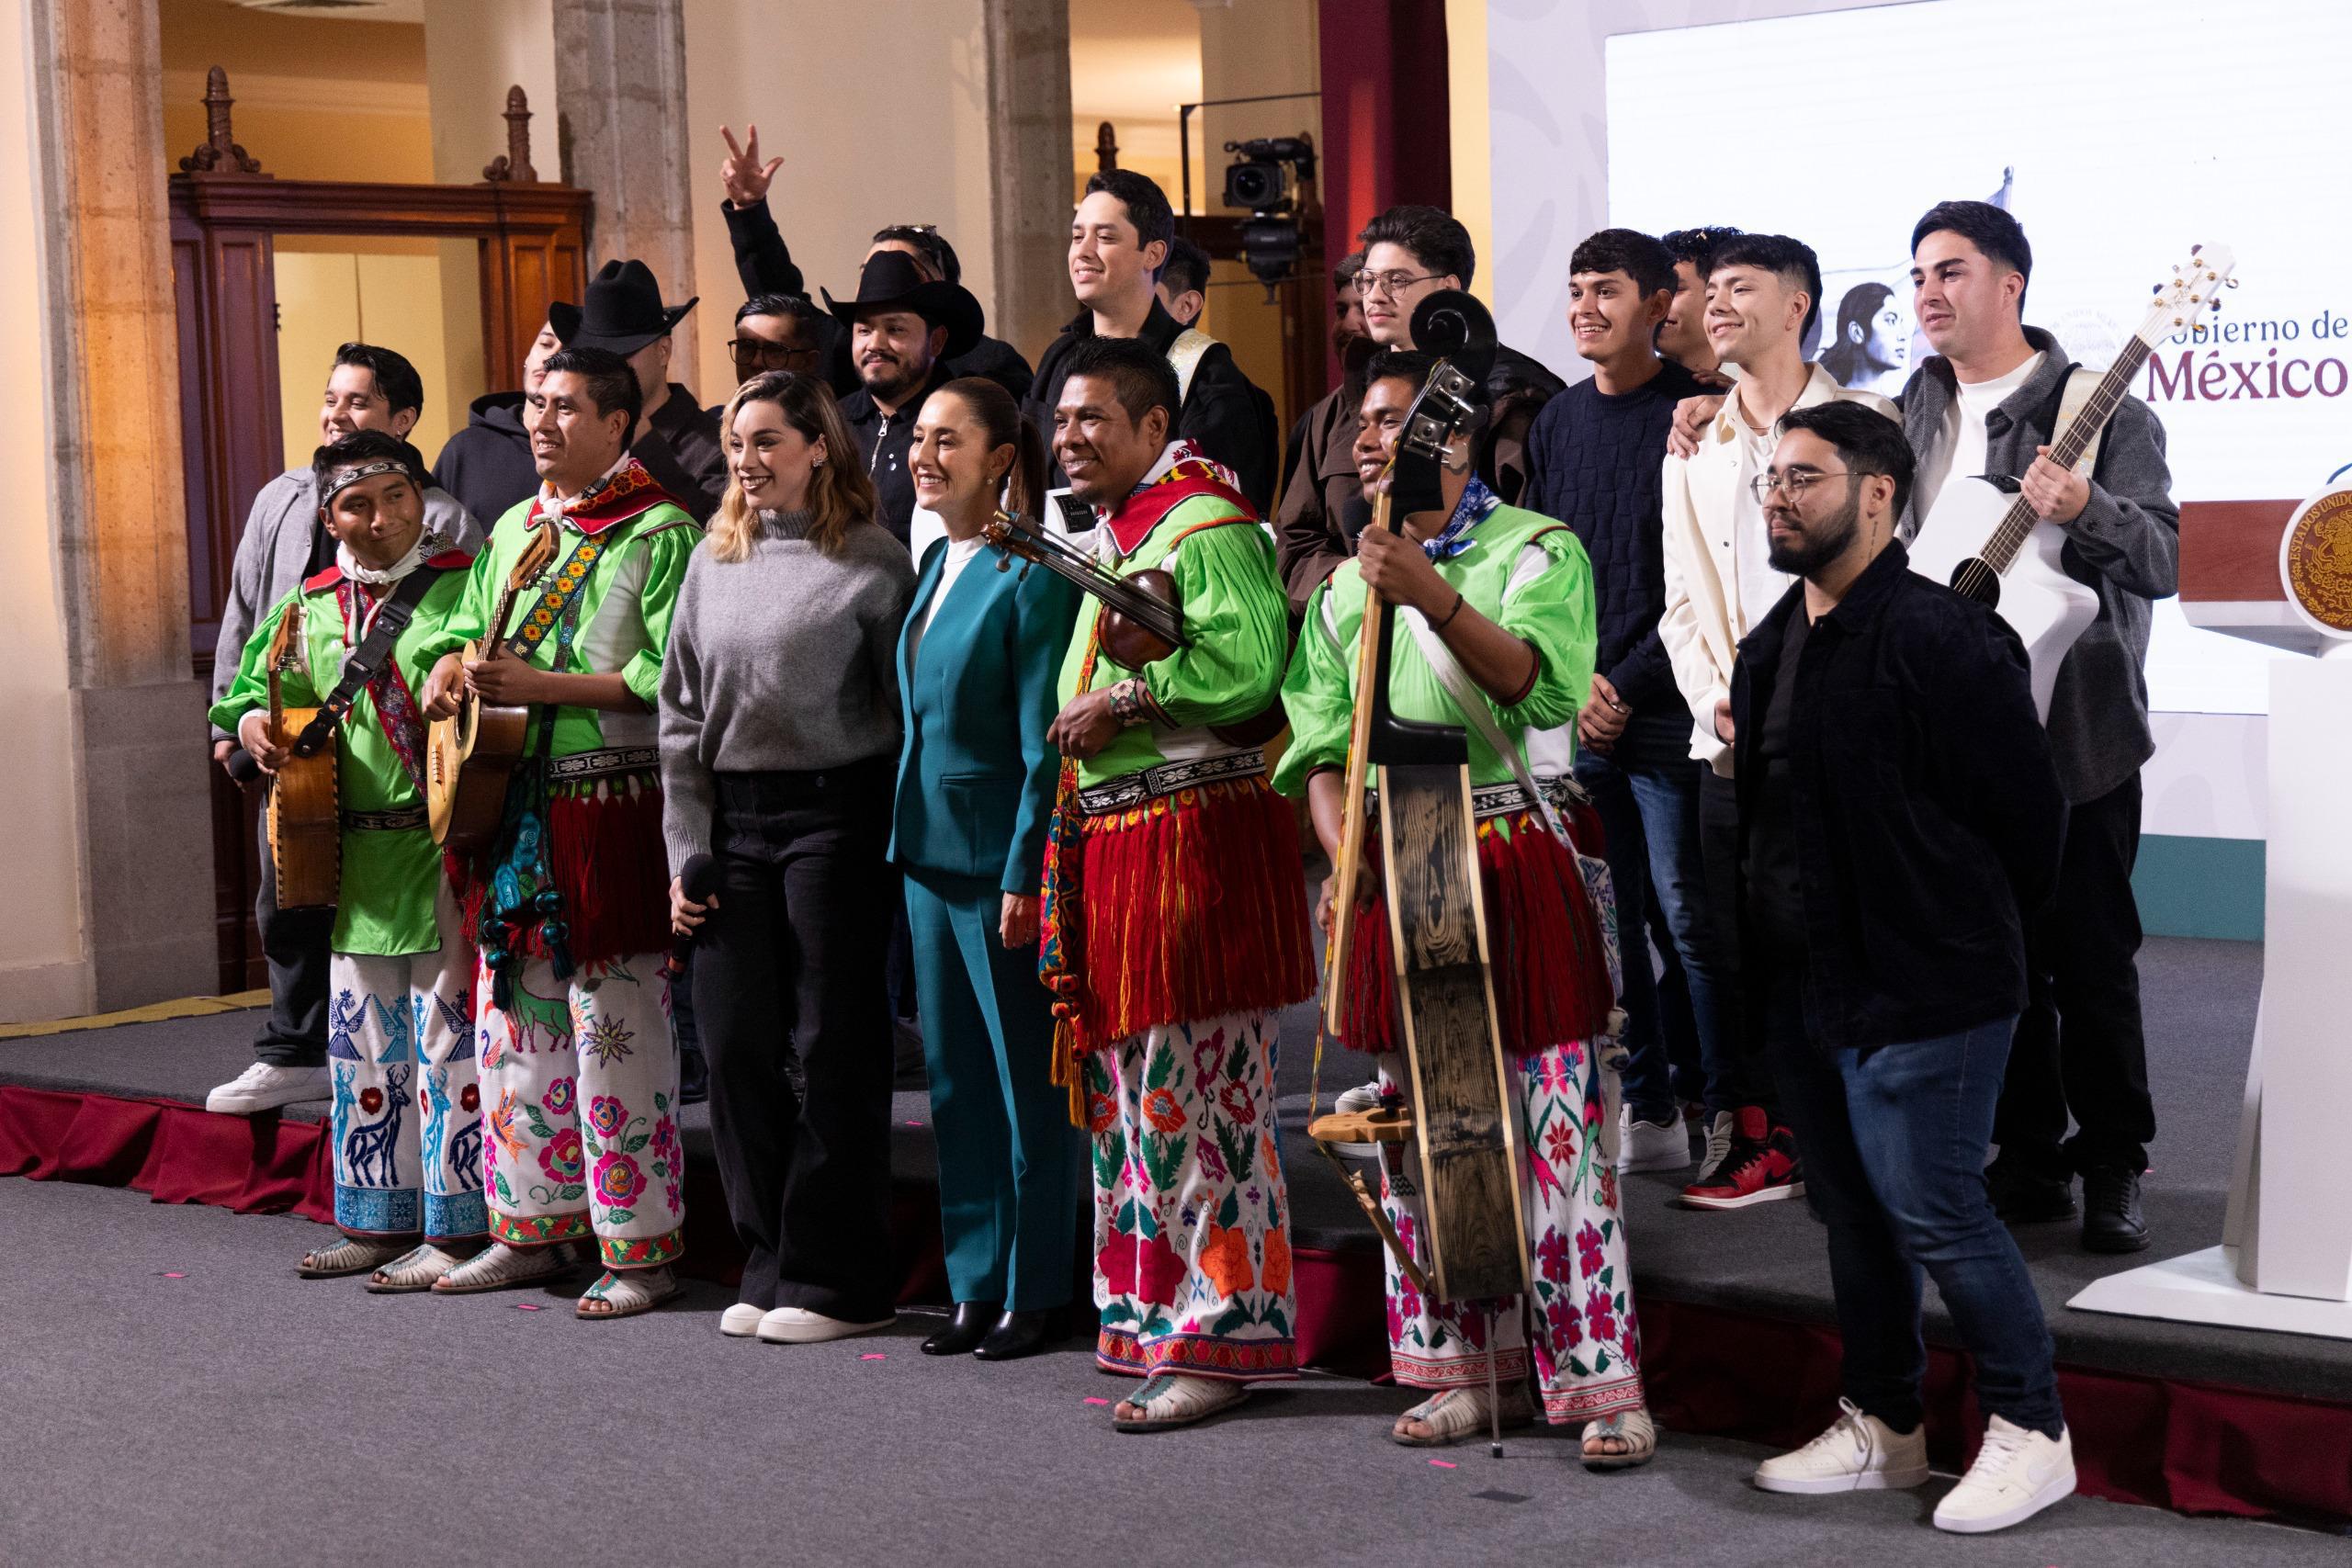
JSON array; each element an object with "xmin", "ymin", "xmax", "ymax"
[{"xmin": 321, "ymin": 458, "xmax": 411, "ymax": 504}]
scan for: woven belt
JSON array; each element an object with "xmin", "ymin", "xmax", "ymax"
[
  {"xmin": 341, "ymin": 806, "xmax": 429, "ymax": 832},
  {"xmin": 548, "ymin": 746, "xmax": 660, "ymax": 783},
  {"xmin": 1077, "ymin": 750, "xmax": 1267, "ymax": 815},
  {"xmin": 1365, "ymin": 775, "xmax": 1578, "ymax": 823}
]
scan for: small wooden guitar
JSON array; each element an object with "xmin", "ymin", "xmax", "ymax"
[
  {"xmin": 425, "ymin": 529, "xmax": 555, "ymax": 852},
  {"xmin": 1907, "ymin": 243, "xmax": 2235, "ymax": 718},
  {"xmin": 264, "ymin": 600, "xmax": 340, "ymax": 909}
]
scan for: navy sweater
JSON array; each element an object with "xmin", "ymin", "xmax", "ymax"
[{"xmin": 1521, "ymin": 358, "xmax": 1707, "ymax": 766}]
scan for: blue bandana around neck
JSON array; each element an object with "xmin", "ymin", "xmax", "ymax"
[{"xmin": 1419, "ymin": 474, "xmax": 1500, "ymax": 560}]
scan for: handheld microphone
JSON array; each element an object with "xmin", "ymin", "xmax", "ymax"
[
  {"xmin": 679, "ymin": 852, "xmax": 720, "ymax": 905},
  {"xmin": 225, "ymin": 749, "xmax": 263, "ymax": 784}
]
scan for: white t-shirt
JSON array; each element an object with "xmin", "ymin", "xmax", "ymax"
[
  {"xmin": 1914, "ymin": 351, "xmax": 2046, "ymax": 520},
  {"xmin": 1729, "ymin": 409, "xmax": 1792, "ymax": 637},
  {"xmin": 908, "ymin": 533, "xmax": 989, "ymax": 665}
]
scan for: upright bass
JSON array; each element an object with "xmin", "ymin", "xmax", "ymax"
[{"xmin": 1313, "ymin": 291, "xmax": 1532, "ymax": 1309}]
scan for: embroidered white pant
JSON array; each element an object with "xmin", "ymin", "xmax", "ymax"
[
  {"xmin": 1379, "ymin": 1035, "xmax": 1646, "ymax": 1425},
  {"xmin": 475, "ymin": 951, "xmax": 685, "ymax": 1269},
  {"xmin": 1087, "ymin": 1008, "xmax": 1299, "ymax": 1382},
  {"xmin": 327, "ymin": 885, "xmax": 481, "ymax": 1241}
]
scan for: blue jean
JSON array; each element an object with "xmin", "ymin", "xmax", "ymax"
[
  {"xmin": 1764, "ymin": 983, "xmax": 2064, "ymax": 1438},
  {"xmin": 1575, "ymin": 750, "xmax": 1734, "ymax": 1119}
]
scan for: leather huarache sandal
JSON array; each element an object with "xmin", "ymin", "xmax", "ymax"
[
  {"xmin": 1581, "ymin": 1405, "xmax": 1657, "ymax": 1471},
  {"xmin": 1389, "ymin": 1385, "xmax": 1537, "ymax": 1448},
  {"xmin": 429, "ymin": 1240, "xmax": 579, "ymax": 1295},
  {"xmin": 365, "ymin": 1241, "xmax": 478, "ymax": 1294},
  {"xmin": 576, "ymin": 1265, "xmax": 679, "ymax": 1320},
  {"xmin": 298, "ymin": 1235, "xmax": 411, "ymax": 1280},
  {"xmin": 1111, "ymin": 1373, "xmax": 1250, "ymax": 1433}
]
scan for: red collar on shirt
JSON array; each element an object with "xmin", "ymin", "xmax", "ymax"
[
  {"xmin": 527, "ymin": 455, "xmax": 680, "ymax": 537},
  {"xmin": 301, "ymin": 547, "xmax": 474, "ymax": 595},
  {"xmin": 1100, "ymin": 459, "xmax": 1255, "ymax": 556}
]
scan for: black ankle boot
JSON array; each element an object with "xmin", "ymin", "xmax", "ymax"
[
  {"xmin": 2081, "ymin": 1166, "xmax": 2150, "ymax": 1253},
  {"xmin": 974, "ymin": 1306, "xmax": 1065, "ymax": 1361},
  {"xmin": 1985, "ymin": 1151, "xmax": 2076, "ymax": 1224},
  {"xmin": 922, "ymin": 1300, "xmax": 1001, "ymax": 1356}
]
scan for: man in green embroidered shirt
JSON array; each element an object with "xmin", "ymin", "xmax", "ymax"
[
  {"xmin": 417, "ymin": 346, "xmax": 698, "ymax": 1317},
  {"xmin": 211, "ymin": 431, "xmax": 484, "ymax": 1292}
]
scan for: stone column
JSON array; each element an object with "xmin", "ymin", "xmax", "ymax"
[
  {"xmin": 24, "ymin": 0, "xmax": 215, "ymax": 1010},
  {"xmin": 984, "ymin": 0, "xmax": 1077, "ymax": 363},
  {"xmin": 551, "ymin": 0, "xmax": 699, "ymax": 379}
]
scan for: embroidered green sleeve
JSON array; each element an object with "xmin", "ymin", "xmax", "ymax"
[
  {"xmin": 1492, "ymin": 527, "xmax": 1598, "ymax": 736},
  {"xmin": 1272, "ymin": 574, "xmax": 1355, "ymax": 797},
  {"xmin": 622, "ymin": 513, "xmax": 697, "ymax": 708},
  {"xmin": 206, "ymin": 590, "xmax": 311, "ymax": 735},
  {"xmin": 1133, "ymin": 521, "xmax": 1288, "ymax": 728}
]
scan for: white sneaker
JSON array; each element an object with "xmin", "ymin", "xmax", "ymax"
[
  {"xmin": 205, "ymin": 1061, "xmax": 330, "ymax": 1114},
  {"xmin": 1753, "ymin": 1398, "xmax": 1930, "ymax": 1495},
  {"xmin": 1618, "ymin": 1107, "xmax": 1691, "ymax": 1173},
  {"xmin": 1330, "ymin": 1079, "xmax": 1386, "ymax": 1161},
  {"xmin": 1932, "ymin": 1416, "xmax": 2075, "ymax": 1534},
  {"xmin": 719, "ymin": 1303, "xmax": 766, "ymax": 1337},
  {"xmin": 1692, "ymin": 1110, "xmax": 1736, "ymax": 1185},
  {"xmin": 755, "ymin": 1306, "xmax": 897, "ymax": 1344}
]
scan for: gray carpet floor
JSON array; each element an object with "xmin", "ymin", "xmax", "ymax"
[{"xmin": 4, "ymin": 1178, "xmax": 2344, "ymax": 1568}]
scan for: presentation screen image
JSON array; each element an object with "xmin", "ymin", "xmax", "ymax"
[{"xmin": 1603, "ymin": 0, "xmax": 2349, "ymax": 714}]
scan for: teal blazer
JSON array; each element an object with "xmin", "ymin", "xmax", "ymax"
[{"xmin": 890, "ymin": 536, "xmax": 1083, "ymax": 893}]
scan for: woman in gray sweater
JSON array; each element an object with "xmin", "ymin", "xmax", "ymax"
[{"xmin": 660, "ymin": 369, "xmax": 916, "ymax": 1344}]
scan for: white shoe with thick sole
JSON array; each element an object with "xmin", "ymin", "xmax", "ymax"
[
  {"xmin": 205, "ymin": 1062, "xmax": 330, "ymax": 1114},
  {"xmin": 756, "ymin": 1306, "xmax": 897, "ymax": 1344},
  {"xmin": 1753, "ymin": 1398, "xmax": 1931, "ymax": 1495},
  {"xmin": 1618, "ymin": 1108, "xmax": 1691, "ymax": 1173},
  {"xmin": 1932, "ymin": 1416, "xmax": 2075, "ymax": 1534}
]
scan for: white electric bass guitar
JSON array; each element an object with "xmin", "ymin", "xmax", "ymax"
[{"xmin": 1907, "ymin": 243, "xmax": 2236, "ymax": 720}]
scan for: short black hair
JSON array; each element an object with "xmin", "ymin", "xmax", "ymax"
[
  {"xmin": 1363, "ymin": 346, "xmax": 1437, "ymax": 390},
  {"xmin": 1569, "ymin": 228, "xmax": 1675, "ymax": 300},
  {"xmin": 1777, "ymin": 400, "xmax": 1914, "ymax": 522},
  {"xmin": 540, "ymin": 345, "xmax": 642, "ymax": 431},
  {"xmin": 1660, "ymin": 225, "xmax": 1743, "ymax": 278},
  {"xmin": 1161, "ymin": 236, "xmax": 1212, "ymax": 299},
  {"xmin": 1357, "ymin": 204, "xmax": 1475, "ymax": 291},
  {"xmin": 1910, "ymin": 199, "xmax": 2032, "ymax": 309},
  {"xmin": 1060, "ymin": 334, "xmax": 1182, "ymax": 427},
  {"xmin": 1709, "ymin": 232, "xmax": 1824, "ymax": 340},
  {"xmin": 1080, "ymin": 170, "xmax": 1176, "ymax": 280},
  {"xmin": 332, "ymin": 342, "xmax": 424, "ymax": 419},
  {"xmin": 311, "ymin": 428, "xmax": 428, "ymax": 502},
  {"xmin": 872, "ymin": 225, "xmax": 961, "ymax": 286},
  {"xmin": 736, "ymin": 292, "xmax": 821, "ymax": 330}
]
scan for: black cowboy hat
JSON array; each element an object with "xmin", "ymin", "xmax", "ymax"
[
  {"xmin": 549, "ymin": 259, "xmax": 698, "ymax": 355},
  {"xmin": 821, "ymin": 250, "xmax": 983, "ymax": 359}
]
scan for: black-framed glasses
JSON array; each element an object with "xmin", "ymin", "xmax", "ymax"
[
  {"xmin": 1749, "ymin": 468, "xmax": 1853, "ymax": 503},
  {"xmin": 730, "ymin": 338, "xmax": 821, "ymax": 369},
  {"xmin": 1355, "ymin": 268, "xmax": 1445, "ymax": 299}
]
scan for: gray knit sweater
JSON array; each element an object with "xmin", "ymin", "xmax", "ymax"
[{"xmin": 659, "ymin": 511, "xmax": 916, "ymax": 872}]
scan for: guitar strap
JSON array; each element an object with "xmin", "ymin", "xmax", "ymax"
[{"xmin": 288, "ymin": 565, "xmax": 446, "ymax": 758}]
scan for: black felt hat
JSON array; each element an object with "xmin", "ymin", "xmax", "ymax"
[
  {"xmin": 821, "ymin": 250, "xmax": 983, "ymax": 358},
  {"xmin": 549, "ymin": 259, "xmax": 698, "ymax": 355}
]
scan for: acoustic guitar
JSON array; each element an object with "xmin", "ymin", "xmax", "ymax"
[
  {"xmin": 263, "ymin": 600, "xmax": 340, "ymax": 909},
  {"xmin": 425, "ymin": 529, "xmax": 555, "ymax": 852},
  {"xmin": 1906, "ymin": 243, "xmax": 2235, "ymax": 718}
]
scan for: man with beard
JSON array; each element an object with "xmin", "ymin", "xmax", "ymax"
[
  {"xmin": 1737, "ymin": 401, "xmax": 2073, "ymax": 1536},
  {"xmin": 823, "ymin": 250, "xmax": 986, "ymax": 547}
]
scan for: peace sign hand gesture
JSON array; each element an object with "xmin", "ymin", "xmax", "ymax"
[{"xmin": 718, "ymin": 123, "xmax": 783, "ymax": 209}]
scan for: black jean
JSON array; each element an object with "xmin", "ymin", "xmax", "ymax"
[
  {"xmin": 694, "ymin": 760, "xmax": 898, "ymax": 1318},
  {"xmin": 1697, "ymin": 764, "xmax": 1780, "ymax": 1118},
  {"xmin": 1996, "ymin": 773, "xmax": 2154, "ymax": 1175},
  {"xmin": 253, "ymin": 803, "xmax": 332, "ymax": 1066}
]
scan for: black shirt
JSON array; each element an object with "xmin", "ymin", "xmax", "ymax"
[{"xmin": 840, "ymin": 358, "xmax": 954, "ymax": 547}]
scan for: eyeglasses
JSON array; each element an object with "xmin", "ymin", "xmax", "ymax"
[
  {"xmin": 1355, "ymin": 268, "xmax": 1446, "ymax": 299},
  {"xmin": 1748, "ymin": 467, "xmax": 1852, "ymax": 503},
  {"xmin": 730, "ymin": 338, "xmax": 820, "ymax": 369}
]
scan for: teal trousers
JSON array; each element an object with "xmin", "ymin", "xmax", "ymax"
[{"xmin": 904, "ymin": 868, "xmax": 1081, "ymax": 1311}]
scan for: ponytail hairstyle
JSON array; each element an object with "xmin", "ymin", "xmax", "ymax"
[
  {"xmin": 935, "ymin": 376, "xmax": 1046, "ymax": 523},
  {"xmin": 708, "ymin": 370, "xmax": 877, "ymax": 560}
]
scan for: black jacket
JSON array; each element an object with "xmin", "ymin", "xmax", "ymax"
[
  {"xmin": 1731, "ymin": 543, "xmax": 2065, "ymax": 1050},
  {"xmin": 633, "ymin": 383, "xmax": 727, "ymax": 525},
  {"xmin": 1025, "ymin": 299, "xmax": 1276, "ymax": 513},
  {"xmin": 722, "ymin": 198, "xmax": 1034, "ymax": 401},
  {"xmin": 432, "ymin": 391, "xmax": 538, "ymax": 527},
  {"xmin": 841, "ymin": 358, "xmax": 955, "ymax": 547}
]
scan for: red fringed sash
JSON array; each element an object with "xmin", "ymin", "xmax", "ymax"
[
  {"xmin": 451, "ymin": 774, "xmax": 671, "ymax": 971},
  {"xmin": 1334, "ymin": 805, "xmax": 1617, "ymax": 1057}
]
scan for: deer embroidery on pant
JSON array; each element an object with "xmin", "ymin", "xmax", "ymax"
[{"xmin": 344, "ymin": 1063, "xmax": 412, "ymax": 1190}]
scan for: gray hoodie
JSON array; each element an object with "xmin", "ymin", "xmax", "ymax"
[{"xmin": 1896, "ymin": 327, "xmax": 2178, "ymax": 805}]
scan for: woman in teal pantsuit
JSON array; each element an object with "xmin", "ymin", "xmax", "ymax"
[{"xmin": 895, "ymin": 377, "xmax": 1085, "ymax": 1360}]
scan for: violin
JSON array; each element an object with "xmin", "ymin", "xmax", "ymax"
[{"xmin": 980, "ymin": 506, "xmax": 1187, "ymax": 671}]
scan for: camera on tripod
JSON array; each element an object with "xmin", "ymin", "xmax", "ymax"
[{"xmin": 1221, "ymin": 136, "xmax": 1317, "ymax": 291}]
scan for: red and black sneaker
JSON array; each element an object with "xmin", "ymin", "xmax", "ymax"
[{"xmin": 1678, "ymin": 1106, "xmax": 1804, "ymax": 1210}]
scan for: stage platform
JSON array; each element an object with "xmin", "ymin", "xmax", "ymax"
[{"xmin": 6, "ymin": 935, "xmax": 2349, "ymax": 1530}]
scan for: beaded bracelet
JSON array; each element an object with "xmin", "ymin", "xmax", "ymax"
[{"xmin": 1108, "ymin": 678, "xmax": 1152, "ymax": 727}]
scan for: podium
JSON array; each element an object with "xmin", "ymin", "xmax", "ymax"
[{"xmin": 2071, "ymin": 483, "xmax": 2352, "ymax": 1337}]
